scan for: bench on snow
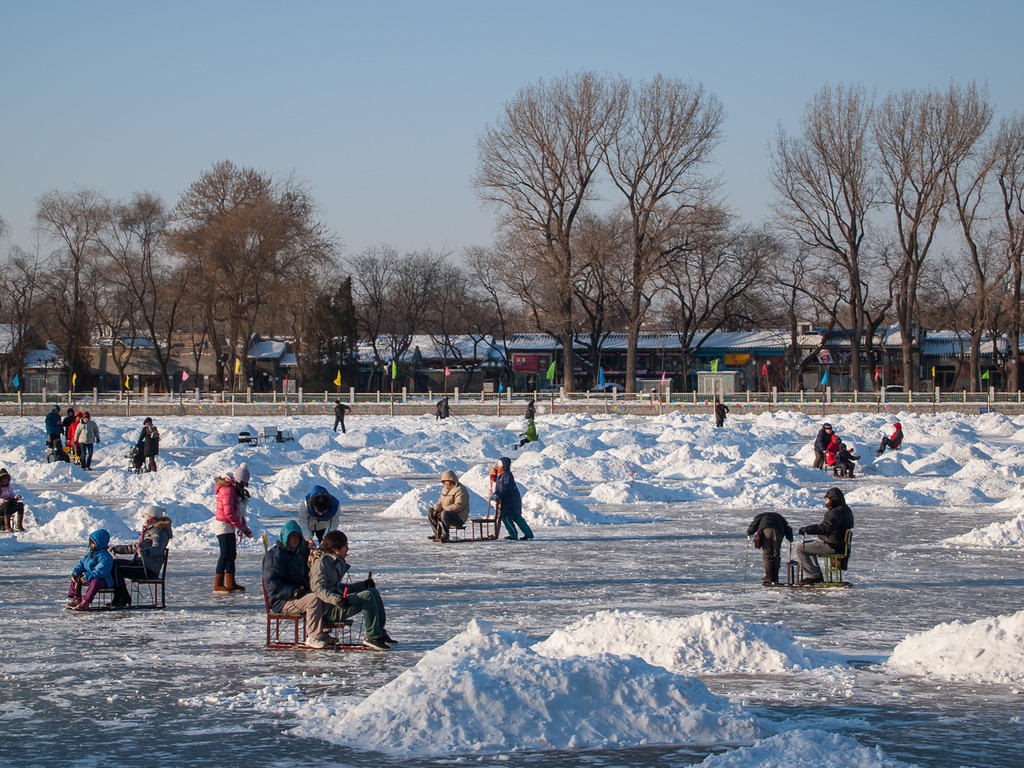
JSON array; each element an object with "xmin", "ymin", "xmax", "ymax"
[
  {"xmin": 261, "ymin": 579, "xmax": 365, "ymax": 650},
  {"xmin": 93, "ymin": 550, "xmax": 169, "ymax": 609},
  {"xmin": 238, "ymin": 426, "xmax": 294, "ymax": 445},
  {"xmin": 785, "ymin": 530, "xmax": 852, "ymax": 588},
  {"xmin": 435, "ymin": 504, "xmax": 501, "ymax": 543}
]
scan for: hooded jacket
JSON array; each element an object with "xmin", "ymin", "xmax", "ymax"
[
  {"xmin": 262, "ymin": 521, "xmax": 310, "ymax": 612},
  {"xmin": 71, "ymin": 529, "xmax": 114, "ymax": 587},
  {"xmin": 432, "ymin": 479, "xmax": 469, "ymax": 524},
  {"xmin": 310, "ymin": 550, "xmax": 373, "ymax": 608},
  {"xmin": 802, "ymin": 502, "xmax": 855, "ymax": 550},
  {"xmin": 813, "ymin": 426, "xmax": 834, "ymax": 452},
  {"xmin": 45, "ymin": 407, "xmax": 62, "ymax": 435},
  {"xmin": 490, "ymin": 456, "xmax": 522, "ymax": 518},
  {"xmin": 889, "ymin": 424, "xmax": 903, "ymax": 448},
  {"xmin": 304, "ymin": 485, "xmax": 340, "ymax": 520},
  {"xmin": 213, "ymin": 476, "xmax": 247, "ymax": 534}
]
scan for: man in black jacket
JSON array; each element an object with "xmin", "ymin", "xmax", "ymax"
[
  {"xmin": 746, "ymin": 511, "xmax": 794, "ymax": 585},
  {"xmin": 333, "ymin": 400, "xmax": 350, "ymax": 433},
  {"xmin": 794, "ymin": 486, "xmax": 854, "ymax": 585},
  {"xmin": 812, "ymin": 423, "xmax": 834, "ymax": 469}
]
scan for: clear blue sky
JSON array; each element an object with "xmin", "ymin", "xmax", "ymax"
[{"xmin": 2, "ymin": 1, "xmax": 1022, "ymax": 261}]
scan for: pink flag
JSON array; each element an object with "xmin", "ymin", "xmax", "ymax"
[
  {"xmin": 660, "ymin": 371, "xmax": 666, "ymax": 384},
  {"xmin": 181, "ymin": 371, "xmax": 190, "ymax": 382},
  {"xmin": 445, "ymin": 366, "xmax": 451, "ymax": 376}
]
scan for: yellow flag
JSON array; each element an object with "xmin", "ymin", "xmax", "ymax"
[
  {"xmin": 234, "ymin": 358, "xmax": 240, "ymax": 374},
  {"xmin": 125, "ymin": 375, "xmax": 130, "ymax": 389},
  {"xmin": 333, "ymin": 370, "xmax": 342, "ymax": 386},
  {"xmin": 72, "ymin": 373, "xmax": 77, "ymax": 387},
  {"xmin": 931, "ymin": 366, "xmax": 936, "ymax": 378}
]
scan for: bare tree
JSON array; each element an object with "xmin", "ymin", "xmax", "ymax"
[
  {"xmin": 464, "ymin": 245, "xmax": 524, "ymax": 386},
  {"xmin": 475, "ymin": 71, "xmax": 628, "ymax": 392},
  {"xmin": 36, "ymin": 189, "xmax": 107, "ymax": 384},
  {"xmin": 991, "ymin": 115, "xmax": 1024, "ymax": 390},
  {"xmin": 0, "ymin": 245, "xmax": 43, "ymax": 391},
  {"xmin": 875, "ymin": 82, "xmax": 992, "ymax": 389},
  {"xmin": 770, "ymin": 84, "xmax": 877, "ymax": 390},
  {"xmin": 604, "ymin": 75, "xmax": 724, "ymax": 392}
]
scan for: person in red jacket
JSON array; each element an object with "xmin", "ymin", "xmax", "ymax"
[
  {"xmin": 876, "ymin": 421, "xmax": 903, "ymax": 456},
  {"xmin": 824, "ymin": 433, "xmax": 842, "ymax": 469},
  {"xmin": 212, "ymin": 464, "xmax": 253, "ymax": 593}
]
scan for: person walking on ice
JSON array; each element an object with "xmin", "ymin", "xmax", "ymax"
[
  {"xmin": 491, "ymin": 456, "xmax": 533, "ymax": 540},
  {"xmin": 714, "ymin": 397, "xmax": 729, "ymax": 428},
  {"xmin": 333, "ymin": 399, "xmax": 351, "ymax": 433}
]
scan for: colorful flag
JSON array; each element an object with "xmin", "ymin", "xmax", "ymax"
[
  {"xmin": 333, "ymin": 370, "xmax": 342, "ymax": 386},
  {"xmin": 981, "ymin": 370, "xmax": 990, "ymax": 380},
  {"xmin": 874, "ymin": 366, "xmax": 880, "ymax": 382},
  {"xmin": 391, "ymin": 360, "xmax": 397, "ymax": 379},
  {"xmin": 234, "ymin": 358, "xmax": 240, "ymax": 374},
  {"xmin": 72, "ymin": 373, "xmax": 76, "ymax": 388},
  {"xmin": 498, "ymin": 381, "xmax": 504, "ymax": 394},
  {"xmin": 12, "ymin": 374, "xmax": 19, "ymax": 389},
  {"xmin": 598, "ymin": 367, "xmax": 605, "ymax": 387},
  {"xmin": 660, "ymin": 371, "xmax": 666, "ymax": 385},
  {"xmin": 181, "ymin": 370, "xmax": 190, "ymax": 382},
  {"xmin": 821, "ymin": 369, "xmax": 828, "ymax": 385},
  {"xmin": 710, "ymin": 358, "xmax": 719, "ymax": 373},
  {"xmin": 124, "ymin": 375, "xmax": 130, "ymax": 389},
  {"xmin": 445, "ymin": 366, "xmax": 451, "ymax": 377},
  {"xmin": 545, "ymin": 360, "xmax": 556, "ymax": 381},
  {"xmin": 761, "ymin": 362, "xmax": 768, "ymax": 376},
  {"xmin": 931, "ymin": 366, "xmax": 936, "ymax": 378}
]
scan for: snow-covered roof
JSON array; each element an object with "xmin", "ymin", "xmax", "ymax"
[
  {"xmin": 248, "ymin": 339, "xmax": 289, "ymax": 359},
  {"xmin": 24, "ymin": 344, "xmax": 62, "ymax": 368},
  {"xmin": 507, "ymin": 331, "xmax": 789, "ymax": 353}
]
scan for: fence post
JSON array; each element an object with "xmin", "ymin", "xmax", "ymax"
[
  {"xmin": 826, "ymin": 386, "xmax": 832, "ymax": 404},
  {"xmin": 402, "ymin": 386, "xmax": 407, "ymax": 404},
  {"xmin": 935, "ymin": 386, "xmax": 940, "ymax": 404},
  {"xmin": 746, "ymin": 389, "xmax": 750, "ymax": 403},
  {"xmin": 772, "ymin": 386, "xmax": 778, "ymax": 404},
  {"xmin": 454, "ymin": 387, "xmax": 460, "ymax": 405},
  {"xmin": 298, "ymin": 387, "xmax": 303, "ymax": 404},
  {"xmin": 854, "ymin": 389, "xmax": 858, "ymax": 404},
  {"xmin": 17, "ymin": 390, "xmax": 22, "ymax": 417},
  {"xmin": 231, "ymin": 392, "xmax": 235, "ymax": 416},
  {"xmin": 349, "ymin": 387, "xmax": 355, "ymax": 405},
  {"xmin": 989, "ymin": 386, "xmax": 995, "ymax": 404}
]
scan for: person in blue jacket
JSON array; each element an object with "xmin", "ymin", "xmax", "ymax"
[
  {"xmin": 490, "ymin": 456, "xmax": 534, "ymax": 540},
  {"xmin": 44, "ymin": 405, "xmax": 63, "ymax": 451},
  {"xmin": 263, "ymin": 520, "xmax": 329, "ymax": 648},
  {"xmin": 66, "ymin": 529, "xmax": 114, "ymax": 610},
  {"xmin": 303, "ymin": 485, "xmax": 340, "ymax": 544}
]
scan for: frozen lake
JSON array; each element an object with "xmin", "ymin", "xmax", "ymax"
[{"xmin": 1, "ymin": 411, "xmax": 1023, "ymax": 767}]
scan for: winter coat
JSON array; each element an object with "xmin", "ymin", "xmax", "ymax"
[
  {"xmin": 525, "ymin": 400, "xmax": 536, "ymax": 421},
  {"xmin": 304, "ymin": 485, "xmax": 340, "ymax": 520},
  {"xmin": 813, "ymin": 427, "xmax": 834, "ymax": 452},
  {"xmin": 714, "ymin": 401, "xmax": 729, "ymax": 420},
  {"xmin": 836, "ymin": 445, "xmax": 859, "ymax": 465},
  {"xmin": 137, "ymin": 424, "xmax": 160, "ymax": 457},
  {"xmin": 431, "ymin": 481, "xmax": 469, "ymax": 525},
  {"xmin": 45, "ymin": 408, "xmax": 62, "ymax": 435},
  {"xmin": 262, "ymin": 521, "xmax": 310, "ymax": 612},
  {"xmin": 213, "ymin": 477, "xmax": 248, "ymax": 536},
  {"xmin": 137, "ymin": 516, "xmax": 172, "ymax": 575},
  {"xmin": 824, "ymin": 434, "xmax": 841, "ymax": 466},
  {"xmin": 889, "ymin": 426, "xmax": 903, "ymax": 448},
  {"xmin": 801, "ymin": 502, "xmax": 854, "ymax": 550},
  {"xmin": 71, "ymin": 529, "xmax": 114, "ymax": 587},
  {"xmin": 68, "ymin": 415, "xmax": 82, "ymax": 444},
  {"xmin": 746, "ymin": 512, "xmax": 794, "ymax": 541},
  {"xmin": 0, "ymin": 479, "xmax": 15, "ymax": 501},
  {"xmin": 491, "ymin": 456, "xmax": 522, "ymax": 518},
  {"xmin": 333, "ymin": 402, "xmax": 349, "ymax": 418},
  {"xmin": 521, "ymin": 420, "xmax": 538, "ymax": 442},
  {"xmin": 309, "ymin": 551, "xmax": 372, "ymax": 608},
  {"xmin": 75, "ymin": 420, "xmax": 99, "ymax": 445},
  {"xmin": 61, "ymin": 413, "xmax": 76, "ymax": 439}
]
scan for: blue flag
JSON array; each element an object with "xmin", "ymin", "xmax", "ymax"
[
  {"xmin": 821, "ymin": 369, "xmax": 828, "ymax": 386},
  {"xmin": 498, "ymin": 381, "xmax": 504, "ymax": 394},
  {"xmin": 598, "ymin": 367, "xmax": 605, "ymax": 387},
  {"xmin": 12, "ymin": 374, "xmax": 19, "ymax": 389}
]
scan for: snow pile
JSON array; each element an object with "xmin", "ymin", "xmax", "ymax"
[
  {"xmin": 298, "ymin": 619, "xmax": 759, "ymax": 755},
  {"xmin": 533, "ymin": 610, "xmax": 838, "ymax": 674},
  {"xmin": 942, "ymin": 510, "xmax": 1024, "ymax": 548},
  {"xmin": 886, "ymin": 609, "xmax": 1024, "ymax": 684},
  {"xmin": 691, "ymin": 730, "xmax": 918, "ymax": 767}
]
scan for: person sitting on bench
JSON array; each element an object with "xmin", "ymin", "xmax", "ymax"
[
  {"xmin": 427, "ymin": 470, "xmax": 469, "ymax": 542},
  {"xmin": 263, "ymin": 520, "xmax": 330, "ymax": 648},
  {"xmin": 794, "ymin": 486, "xmax": 855, "ymax": 585},
  {"xmin": 109, "ymin": 508, "xmax": 173, "ymax": 608},
  {"xmin": 310, "ymin": 530, "xmax": 395, "ymax": 650}
]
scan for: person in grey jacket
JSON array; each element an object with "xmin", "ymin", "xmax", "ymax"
[
  {"xmin": 109, "ymin": 510, "xmax": 173, "ymax": 608},
  {"xmin": 309, "ymin": 530, "xmax": 394, "ymax": 650},
  {"xmin": 74, "ymin": 411, "xmax": 100, "ymax": 470}
]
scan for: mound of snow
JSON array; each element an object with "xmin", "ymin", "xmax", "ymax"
[
  {"xmin": 299, "ymin": 619, "xmax": 758, "ymax": 755},
  {"xmin": 533, "ymin": 610, "xmax": 838, "ymax": 674},
  {"xmin": 886, "ymin": 609, "xmax": 1024, "ymax": 684},
  {"xmin": 693, "ymin": 729, "xmax": 918, "ymax": 767},
  {"xmin": 942, "ymin": 511, "xmax": 1024, "ymax": 549},
  {"xmin": 588, "ymin": 480, "xmax": 696, "ymax": 504}
]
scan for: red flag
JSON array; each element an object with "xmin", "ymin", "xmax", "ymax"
[
  {"xmin": 761, "ymin": 362, "xmax": 768, "ymax": 376},
  {"xmin": 874, "ymin": 366, "xmax": 881, "ymax": 382}
]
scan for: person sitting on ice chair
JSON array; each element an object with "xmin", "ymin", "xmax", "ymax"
[
  {"xmin": 263, "ymin": 521, "xmax": 330, "ymax": 648},
  {"xmin": 794, "ymin": 486, "xmax": 854, "ymax": 585},
  {"xmin": 427, "ymin": 470, "xmax": 469, "ymax": 542}
]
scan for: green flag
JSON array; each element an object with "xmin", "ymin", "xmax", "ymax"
[
  {"xmin": 545, "ymin": 360, "xmax": 556, "ymax": 381},
  {"xmin": 391, "ymin": 360, "xmax": 398, "ymax": 379},
  {"xmin": 981, "ymin": 370, "xmax": 990, "ymax": 380},
  {"xmin": 710, "ymin": 358, "xmax": 719, "ymax": 373}
]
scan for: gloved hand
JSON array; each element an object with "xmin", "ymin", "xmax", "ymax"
[
  {"xmin": 798, "ymin": 527, "xmax": 807, "ymax": 535},
  {"xmin": 366, "ymin": 577, "xmax": 376, "ymax": 589}
]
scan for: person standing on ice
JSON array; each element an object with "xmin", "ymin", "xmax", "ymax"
[
  {"xmin": 525, "ymin": 398, "xmax": 536, "ymax": 421},
  {"xmin": 794, "ymin": 486, "xmax": 854, "ymax": 585},
  {"xmin": 435, "ymin": 396, "xmax": 450, "ymax": 420},
  {"xmin": 74, "ymin": 411, "xmax": 100, "ymax": 470},
  {"xmin": 333, "ymin": 399, "xmax": 350, "ymax": 432},
  {"xmin": 812, "ymin": 422, "xmax": 833, "ymax": 469},
  {"xmin": 136, "ymin": 417, "xmax": 160, "ymax": 472},
  {"xmin": 212, "ymin": 464, "xmax": 253, "ymax": 593},
  {"xmin": 491, "ymin": 456, "xmax": 534, "ymax": 540},
  {"xmin": 264, "ymin": 520, "xmax": 330, "ymax": 648},
  {"xmin": 746, "ymin": 511, "xmax": 793, "ymax": 585},
  {"xmin": 310, "ymin": 530, "xmax": 395, "ymax": 650},
  {"xmin": 427, "ymin": 470, "xmax": 469, "ymax": 542},
  {"xmin": 713, "ymin": 397, "xmax": 729, "ymax": 428},
  {"xmin": 303, "ymin": 484, "xmax": 340, "ymax": 544},
  {"xmin": 876, "ymin": 421, "xmax": 903, "ymax": 456},
  {"xmin": 66, "ymin": 529, "xmax": 114, "ymax": 610},
  {"xmin": 44, "ymin": 404, "xmax": 62, "ymax": 452}
]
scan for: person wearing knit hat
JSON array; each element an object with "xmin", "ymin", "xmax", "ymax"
[{"xmin": 212, "ymin": 464, "xmax": 253, "ymax": 592}]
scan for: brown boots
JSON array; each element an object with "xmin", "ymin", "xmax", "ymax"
[
  {"xmin": 214, "ymin": 574, "xmax": 230, "ymax": 593},
  {"xmin": 225, "ymin": 573, "xmax": 245, "ymax": 592}
]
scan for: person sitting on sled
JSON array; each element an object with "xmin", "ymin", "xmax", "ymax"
[
  {"xmin": 427, "ymin": 470, "xmax": 469, "ymax": 542},
  {"xmin": 109, "ymin": 508, "xmax": 173, "ymax": 608},
  {"xmin": 877, "ymin": 421, "xmax": 903, "ymax": 456},
  {"xmin": 746, "ymin": 511, "xmax": 794, "ymax": 585},
  {"xmin": 263, "ymin": 520, "xmax": 330, "ymax": 648},
  {"xmin": 491, "ymin": 457, "xmax": 534, "ymax": 540},
  {"xmin": 794, "ymin": 486, "xmax": 854, "ymax": 585},
  {"xmin": 833, "ymin": 441, "xmax": 860, "ymax": 478},
  {"xmin": 310, "ymin": 530, "xmax": 396, "ymax": 650},
  {"xmin": 66, "ymin": 529, "xmax": 114, "ymax": 610},
  {"xmin": 0, "ymin": 468, "xmax": 26, "ymax": 532}
]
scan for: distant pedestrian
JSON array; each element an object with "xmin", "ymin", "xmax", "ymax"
[
  {"xmin": 74, "ymin": 412, "xmax": 99, "ymax": 470},
  {"xmin": 44, "ymin": 404, "xmax": 62, "ymax": 451},
  {"xmin": 714, "ymin": 397, "xmax": 729, "ymax": 428},
  {"xmin": 137, "ymin": 417, "xmax": 160, "ymax": 472},
  {"xmin": 435, "ymin": 396, "xmax": 450, "ymax": 420},
  {"xmin": 212, "ymin": 464, "xmax": 253, "ymax": 593},
  {"xmin": 491, "ymin": 457, "xmax": 534, "ymax": 541},
  {"xmin": 61, "ymin": 407, "xmax": 76, "ymax": 443},
  {"xmin": 333, "ymin": 399, "xmax": 351, "ymax": 433},
  {"xmin": 525, "ymin": 399, "xmax": 535, "ymax": 421},
  {"xmin": 812, "ymin": 423, "xmax": 834, "ymax": 470}
]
